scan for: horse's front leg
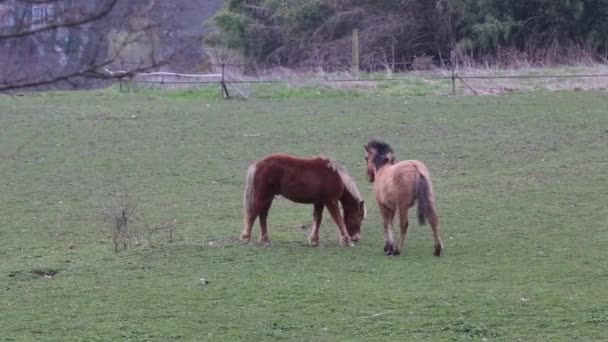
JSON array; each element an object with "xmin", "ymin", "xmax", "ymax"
[
  {"xmin": 307, "ymin": 203, "xmax": 324, "ymax": 246},
  {"xmin": 325, "ymin": 201, "xmax": 354, "ymax": 247}
]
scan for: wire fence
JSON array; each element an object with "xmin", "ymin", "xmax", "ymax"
[{"xmin": 111, "ymin": 62, "xmax": 608, "ymax": 98}]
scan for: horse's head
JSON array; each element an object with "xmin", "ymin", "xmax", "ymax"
[
  {"xmin": 336, "ymin": 165, "xmax": 367, "ymax": 241},
  {"xmin": 364, "ymin": 140, "xmax": 395, "ymax": 182},
  {"xmin": 344, "ymin": 199, "xmax": 366, "ymax": 241}
]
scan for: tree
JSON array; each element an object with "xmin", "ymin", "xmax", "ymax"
[
  {"xmin": 207, "ymin": 0, "xmax": 608, "ymax": 67},
  {"xmin": 207, "ymin": 0, "xmax": 452, "ymax": 67},
  {"xmin": 458, "ymin": 0, "xmax": 608, "ymax": 53}
]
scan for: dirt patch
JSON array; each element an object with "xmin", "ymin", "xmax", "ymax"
[
  {"xmin": 476, "ymin": 87, "xmax": 517, "ymax": 95},
  {"xmin": 31, "ymin": 269, "xmax": 60, "ymax": 278},
  {"xmin": 7, "ymin": 268, "xmax": 60, "ymax": 280}
]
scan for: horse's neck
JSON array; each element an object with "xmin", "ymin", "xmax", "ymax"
[{"xmin": 340, "ymin": 188, "xmax": 358, "ymax": 208}]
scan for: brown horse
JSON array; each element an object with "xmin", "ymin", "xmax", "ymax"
[
  {"xmin": 364, "ymin": 140, "xmax": 444, "ymax": 256},
  {"xmin": 241, "ymin": 154, "xmax": 367, "ymax": 247}
]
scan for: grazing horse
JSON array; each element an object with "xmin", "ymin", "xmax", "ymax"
[
  {"xmin": 364, "ymin": 140, "xmax": 444, "ymax": 256},
  {"xmin": 241, "ymin": 154, "xmax": 367, "ymax": 247}
]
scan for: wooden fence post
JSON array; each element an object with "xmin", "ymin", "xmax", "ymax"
[
  {"xmin": 352, "ymin": 28, "xmax": 360, "ymax": 79},
  {"xmin": 450, "ymin": 50, "xmax": 456, "ymax": 96},
  {"xmin": 221, "ymin": 63, "xmax": 230, "ymax": 99}
]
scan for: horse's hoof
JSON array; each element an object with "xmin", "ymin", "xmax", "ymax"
[
  {"xmin": 340, "ymin": 238, "xmax": 354, "ymax": 247},
  {"xmin": 259, "ymin": 238, "xmax": 272, "ymax": 247},
  {"xmin": 391, "ymin": 249, "xmax": 401, "ymax": 256},
  {"xmin": 240, "ymin": 235, "xmax": 251, "ymax": 244},
  {"xmin": 384, "ymin": 242, "xmax": 394, "ymax": 255},
  {"xmin": 433, "ymin": 246, "xmax": 442, "ymax": 257},
  {"xmin": 307, "ymin": 237, "xmax": 319, "ymax": 246}
]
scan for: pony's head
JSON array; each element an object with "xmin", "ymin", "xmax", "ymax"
[
  {"xmin": 333, "ymin": 163, "xmax": 367, "ymax": 241},
  {"xmin": 364, "ymin": 139, "xmax": 395, "ymax": 182},
  {"xmin": 343, "ymin": 199, "xmax": 366, "ymax": 241}
]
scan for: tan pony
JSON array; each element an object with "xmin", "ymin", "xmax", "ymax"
[{"xmin": 364, "ymin": 140, "xmax": 444, "ymax": 256}]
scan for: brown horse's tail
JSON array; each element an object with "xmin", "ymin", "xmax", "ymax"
[
  {"xmin": 416, "ymin": 171, "xmax": 435, "ymax": 226},
  {"xmin": 243, "ymin": 163, "xmax": 257, "ymax": 218}
]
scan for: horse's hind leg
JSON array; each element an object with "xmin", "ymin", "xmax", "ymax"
[
  {"xmin": 307, "ymin": 203, "xmax": 323, "ymax": 246},
  {"xmin": 428, "ymin": 207, "xmax": 444, "ymax": 256},
  {"xmin": 379, "ymin": 205, "xmax": 396, "ymax": 255},
  {"xmin": 325, "ymin": 201, "xmax": 354, "ymax": 247},
  {"xmin": 394, "ymin": 208, "xmax": 410, "ymax": 256},
  {"xmin": 241, "ymin": 211, "xmax": 257, "ymax": 243},
  {"xmin": 258, "ymin": 199, "xmax": 273, "ymax": 246}
]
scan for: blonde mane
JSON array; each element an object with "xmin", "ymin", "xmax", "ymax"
[{"xmin": 325, "ymin": 157, "xmax": 367, "ymax": 218}]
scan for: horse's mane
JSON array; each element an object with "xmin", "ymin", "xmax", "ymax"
[
  {"xmin": 324, "ymin": 158, "xmax": 365, "ymax": 212},
  {"xmin": 366, "ymin": 139, "xmax": 395, "ymax": 168}
]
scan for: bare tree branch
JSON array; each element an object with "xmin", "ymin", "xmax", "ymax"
[
  {"xmin": 0, "ymin": 58, "xmax": 170, "ymax": 92},
  {"xmin": 0, "ymin": 0, "xmax": 119, "ymax": 40},
  {"xmin": 0, "ymin": 0, "xmax": 217, "ymax": 92},
  {"xmin": 0, "ymin": 0, "xmax": 177, "ymax": 92}
]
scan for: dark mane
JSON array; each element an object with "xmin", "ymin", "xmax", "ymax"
[{"xmin": 366, "ymin": 139, "xmax": 395, "ymax": 168}]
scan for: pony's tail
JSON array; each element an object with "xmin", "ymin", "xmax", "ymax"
[
  {"xmin": 416, "ymin": 174, "xmax": 434, "ymax": 226},
  {"xmin": 243, "ymin": 163, "xmax": 257, "ymax": 219}
]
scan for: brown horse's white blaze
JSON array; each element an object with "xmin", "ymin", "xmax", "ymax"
[
  {"xmin": 364, "ymin": 140, "xmax": 444, "ymax": 256},
  {"xmin": 241, "ymin": 154, "xmax": 366, "ymax": 247}
]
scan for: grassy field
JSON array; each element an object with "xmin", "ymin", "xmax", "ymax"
[{"xmin": 1, "ymin": 89, "xmax": 607, "ymax": 341}]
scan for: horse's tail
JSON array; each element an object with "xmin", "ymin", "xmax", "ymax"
[
  {"xmin": 416, "ymin": 167, "xmax": 435, "ymax": 226},
  {"xmin": 243, "ymin": 162, "xmax": 257, "ymax": 218}
]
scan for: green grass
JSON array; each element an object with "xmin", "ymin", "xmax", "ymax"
[
  {"xmin": 1, "ymin": 89, "xmax": 607, "ymax": 341},
  {"xmin": 123, "ymin": 83, "xmax": 367, "ymax": 101}
]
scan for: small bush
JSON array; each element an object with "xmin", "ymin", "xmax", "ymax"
[{"xmin": 103, "ymin": 190, "xmax": 176, "ymax": 253}]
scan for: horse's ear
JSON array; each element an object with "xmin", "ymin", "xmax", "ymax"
[{"xmin": 363, "ymin": 145, "xmax": 369, "ymax": 152}]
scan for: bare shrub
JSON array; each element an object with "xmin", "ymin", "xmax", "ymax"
[
  {"xmin": 205, "ymin": 46, "xmax": 248, "ymax": 71},
  {"xmin": 453, "ymin": 43, "xmax": 607, "ymax": 71},
  {"xmin": 103, "ymin": 191, "xmax": 138, "ymax": 253},
  {"xmin": 102, "ymin": 189, "xmax": 176, "ymax": 253},
  {"xmin": 413, "ymin": 55, "xmax": 436, "ymax": 71},
  {"xmin": 143, "ymin": 221, "xmax": 176, "ymax": 246}
]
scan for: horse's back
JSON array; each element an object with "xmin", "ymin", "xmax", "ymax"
[
  {"xmin": 394, "ymin": 160, "xmax": 430, "ymax": 177},
  {"xmin": 256, "ymin": 154, "xmax": 335, "ymax": 175},
  {"xmin": 375, "ymin": 160, "xmax": 430, "ymax": 208},
  {"xmin": 256, "ymin": 154, "xmax": 331, "ymax": 168},
  {"xmin": 254, "ymin": 154, "xmax": 343, "ymax": 203}
]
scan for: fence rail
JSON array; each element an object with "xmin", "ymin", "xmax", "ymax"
[{"xmin": 108, "ymin": 62, "xmax": 608, "ymax": 98}]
